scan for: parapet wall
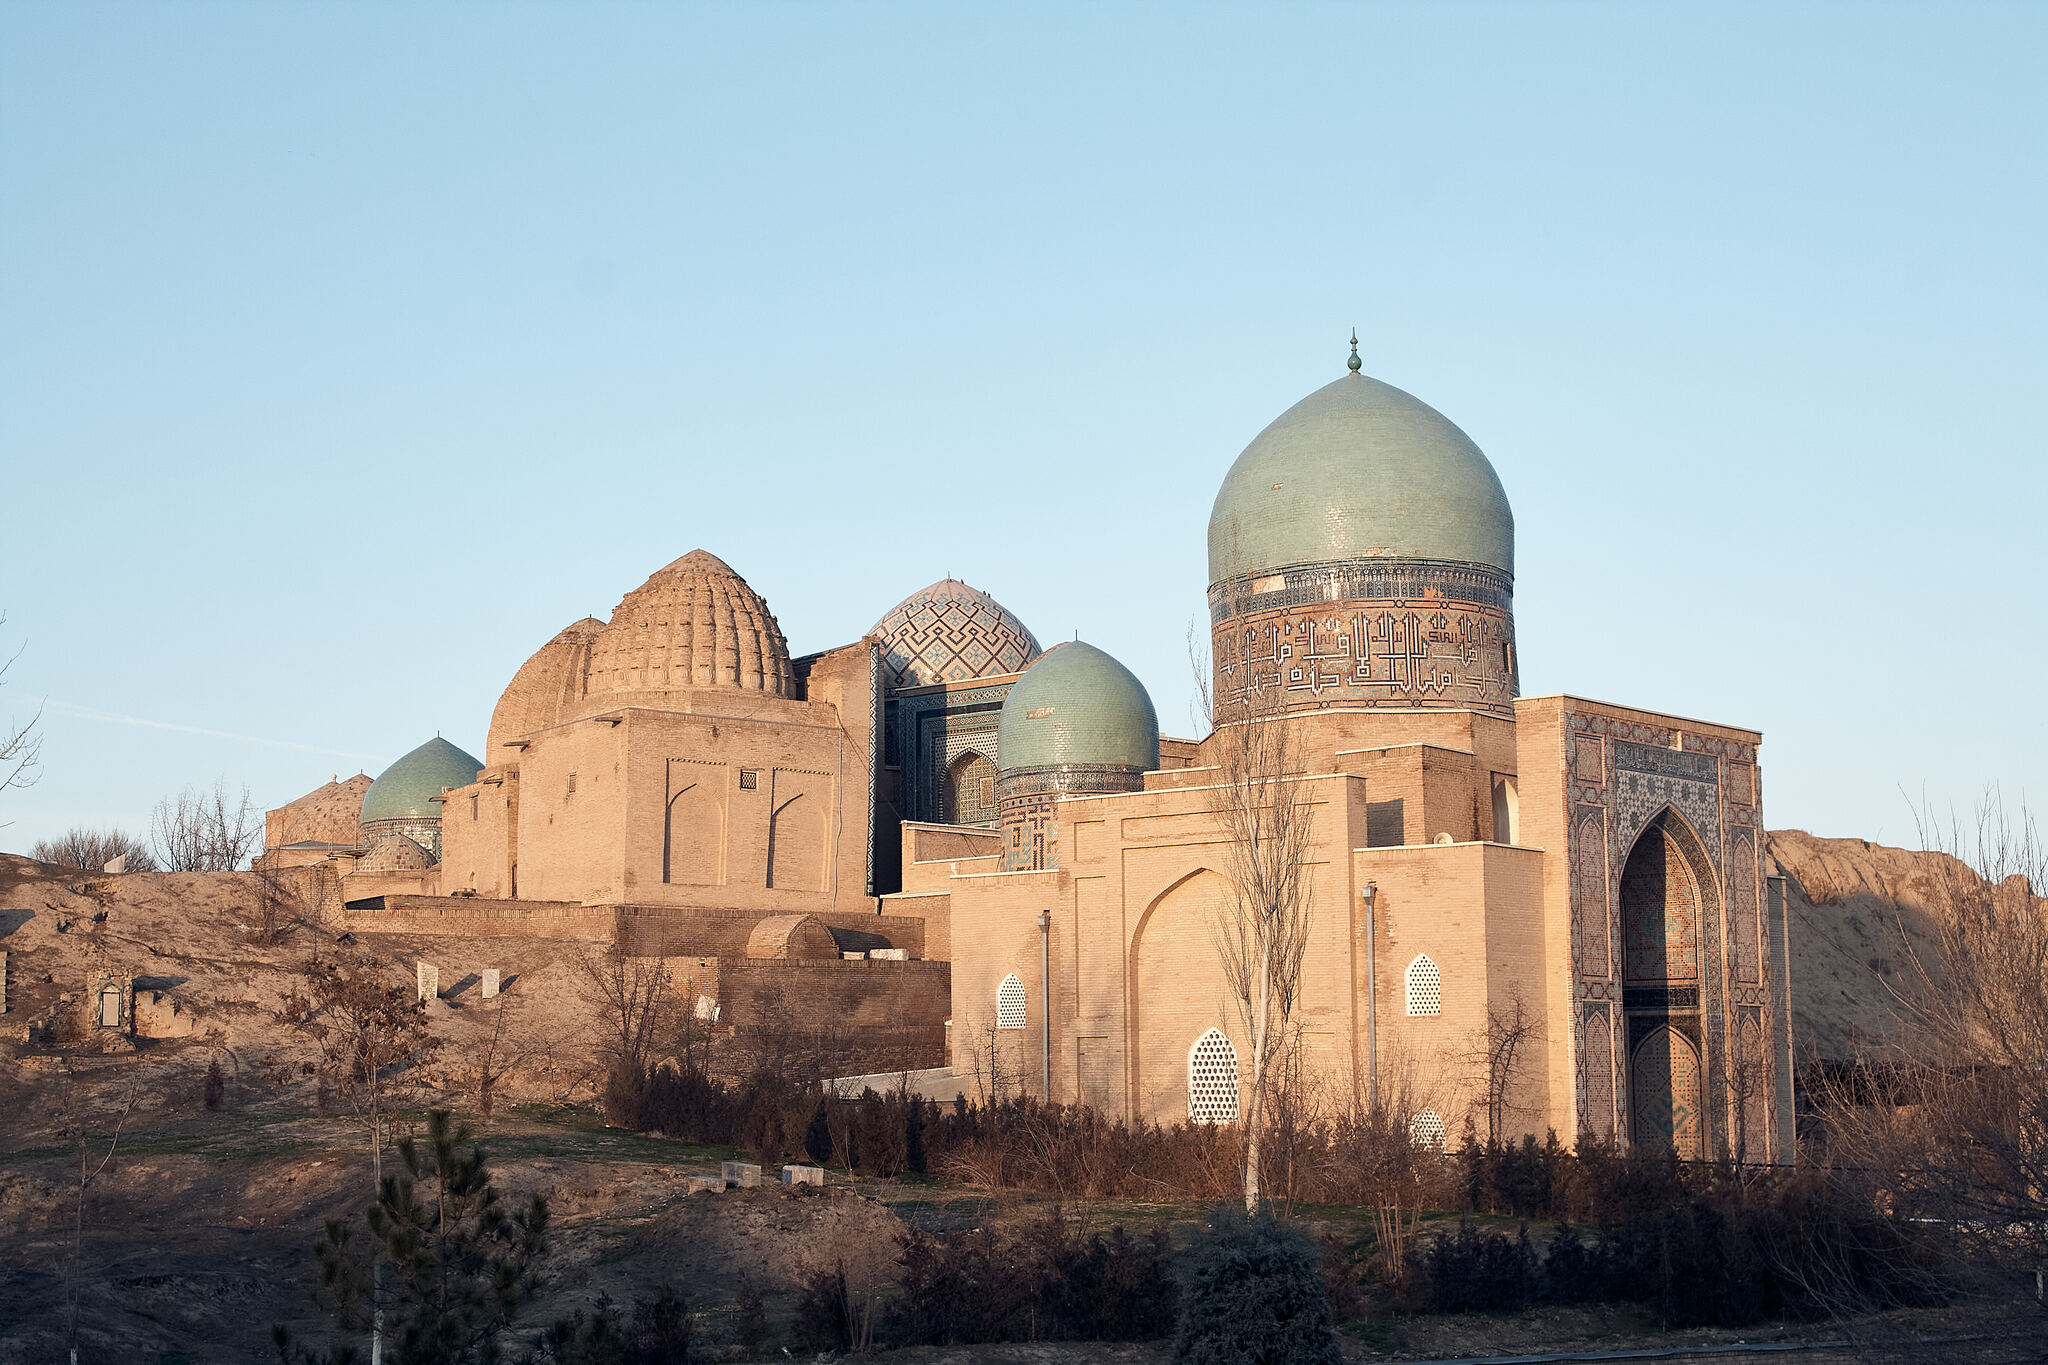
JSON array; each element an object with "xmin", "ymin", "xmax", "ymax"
[
  {"xmin": 344, "ymin": 895, "xmax": 616, "ymax": 941},
  {"xmin": 614, "ymin": 904, "xmax": 927, "ymax": 959},
  {"xmin": 344, "ymin": 894, "xmax": 929, "ymax": 958}
]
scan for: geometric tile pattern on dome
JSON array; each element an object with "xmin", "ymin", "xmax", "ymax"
[{"xmin": 871, "ymin": 579, "xmax": 1041, "ymax": 691}]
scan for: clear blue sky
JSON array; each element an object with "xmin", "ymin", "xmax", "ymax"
[{"xmin": 2, "ymin": 2, "xmax": 2042, "ymax": 854}]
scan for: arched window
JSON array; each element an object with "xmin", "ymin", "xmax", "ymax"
[
  {"xmin": 1406, "ymin": 955, "xmax": 1442, "ymax": 1016},
  {"xmin": 996, "ymin": 973, "xmax": 1026, "ymax": 1030},
  {"xmin": 1188, "ymin": 1028, "xmax": 1239, "ymax": 1124},
  {"xmin": 1409, "ymin": 1110, "xmax": 1448, "ymax": 1150}
]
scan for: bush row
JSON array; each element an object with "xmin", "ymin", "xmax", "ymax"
[{"xmin": 616, "ymin": 1062, "xmax": 1947, "ymax": 1328}]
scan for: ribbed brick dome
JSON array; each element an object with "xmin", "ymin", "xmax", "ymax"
[
  {"xmin": 357, "ymin": 833, "xmax": 434, "ymax": 873},
  {"xmin": 584, "ymin": 550, "xmax": 796, "ymax": 696},
  {"xmin": 487, "ymin": 616, "xmax": 605, "ymax": 753}
]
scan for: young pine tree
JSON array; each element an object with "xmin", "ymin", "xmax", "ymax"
[{"xmin": 274, "ymin": 1109, "xmax": 549, "ymax": 1365}]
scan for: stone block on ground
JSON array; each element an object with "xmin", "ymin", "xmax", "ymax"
[
  {"xmin": 721, "ymin": 1161, "xmax": 762, "ymax": 1188},
  {"xmin": 686, "ymin": 1175, "xmax": 725, "ymax": 1195},
  {"xmin": 481, "ymin": 969, "xmax": 500, "ymax": 999},
  {"xmin": 781, "ymin": 1164, "xmax": 826, "ymax": 1187}
]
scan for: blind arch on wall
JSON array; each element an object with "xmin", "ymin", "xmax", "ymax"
[
  {"xmin": 1188, "ymin": 1028, "xmax": 1240, "ymax": 1124},
  {"xmin": 1406, "ymin": 954, "xmax": 1443, "ymax": 1016},
  {"xmin": 996, "ymin": 973, "xmax": 1026, "ymax": 1030}
]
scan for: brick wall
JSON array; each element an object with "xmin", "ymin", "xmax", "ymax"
[
  {"xmin": 345, "ymin": 895, "xmax": 616, "ymax": 941},
  {"xmin": 718, "ymin": 957, "xmax": 950, "ymax": 1073}
]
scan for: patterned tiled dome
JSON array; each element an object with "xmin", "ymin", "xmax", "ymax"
[
  {"xmin": 870, "ymin": 578, "xmax": 1042, "ymax": 690},
  {"xmin": 357, "ymin": 833, "xmax": 434, "ymax": 873},
  {"xmin": 585, "ymin": 550, "xmax": 796, "ymax": 696},
  {"xmin": 362, "ymin": 737, "xmax": 483, "ymax": 823}
]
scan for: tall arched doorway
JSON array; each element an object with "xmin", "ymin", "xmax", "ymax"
[{"xmin": 1619, "ymin": 809, "xmax": 1708, "ymax": 1158}]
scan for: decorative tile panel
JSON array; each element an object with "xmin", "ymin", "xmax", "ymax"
[{"xmin": 1209, "ymin": 558, "xmax": 1516, "ymax": 718}]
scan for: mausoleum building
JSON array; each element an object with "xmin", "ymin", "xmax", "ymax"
[{"xmin": 270, "ymin": 342, "xmax": 1792, "ymax": 1162}]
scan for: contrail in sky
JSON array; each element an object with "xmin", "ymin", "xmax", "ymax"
[{"xmin": 43, "ymin": 699, "xmax": 387, "ymax": 763}]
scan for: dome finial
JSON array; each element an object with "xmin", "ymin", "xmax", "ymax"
[{"xmin": 1347, "ymin": 328, "xmax": 1362, "ymax": 373}]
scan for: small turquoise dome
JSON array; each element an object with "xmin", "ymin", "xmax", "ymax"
[
  {"xmin": 1207, "ymin": 371, "xmax": 1514, "ymax": 586},
  {"xmin": 361, "ymin": 737, "xmax": 483, "ymax": 822},
  {"xmin": 997, "ymin": 642, "xmax": 1160, "ymax": 772}
]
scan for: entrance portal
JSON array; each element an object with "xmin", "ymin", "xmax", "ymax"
[{"xmin": 1619, "ymin": 810, "xmax": 1710, "ymax": 1157}]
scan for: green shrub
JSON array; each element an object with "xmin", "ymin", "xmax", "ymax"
[{"xmin": 1173, "ymin": 1204, "xmax": 1340, "ymax": 1365}]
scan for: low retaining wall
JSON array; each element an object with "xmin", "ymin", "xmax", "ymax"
[{"xmin": 344, "ymin": 895, "xmax": 615, "ymax": 941}]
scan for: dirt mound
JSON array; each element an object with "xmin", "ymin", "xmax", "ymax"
[
  {"xmin": 1766, "ymin": 830, "xmax": 1955, "ymax": 1062},
  {"xmin": 0, "ymin": 855, "xmax": 609, "ymax": 1139},
  {"xmin": 621, "ymin": 1183, "xmax": 912, "ymax": 1290}
]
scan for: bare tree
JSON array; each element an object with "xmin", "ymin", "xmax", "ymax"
[
  {"xmin": 1197, "ymin": 633, "xmax": 1316, "ymax": 1213},
  {"xmin": 151, "ymin": 779, "xmax": 261, "ymax": 871},
  {"xmin": 249, "ymin": 858, "xmax": 324, "ymax": 949},
  {"xmin": 0, "ymin": 611, "xmax": 42, "ymax": 817},
  {"xmin": 61, "ymin": 1078, "xmax": 140, "ymax": 1365},
  {"xmin": 576, "ymin": 945, "xmax": 677, "ymax": 1123},
  {"xmin": 1814, "ymin": 792, "xmax": 2048, "ymax": 1272},
  {"xmin": 965, "ymin": 1018, "xmax": 1018, "ymax": 1104},
  {"xmin": 1725, "ymin": 1016, "xmax": 1771, "ymax": 1170},
  {"xmin": 1332, "ymin": 1045, "xmax": 1444, "ymax": 1289},
  {"xmin": 1467, "ymin": 984, "xmax": 1539, "ymax": 1145},
  {"xmin": 299, "ymin": 956, "xmax": 438, "ymax": 1187},
  {"xmin": 470, "ymin": 992, "xmax": 537, "ymax": 1123},
  {"xmin": 32, "ymin": 826, "xmax": 157, "ymax": 873}
]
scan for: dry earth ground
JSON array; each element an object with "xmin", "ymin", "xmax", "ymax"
[{"xmin": 4, "ymin": 847, "xmax": 2047, "ymax": 1362}]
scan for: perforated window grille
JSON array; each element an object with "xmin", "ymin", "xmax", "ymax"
[
  {"xmin": 1406, "ymin": 955, "xmax": 1443, "ymax": 1016},
  {"xmin": 1188, "ymin": 1028, "xmax": 1240, "ymax": 1124},
  {"xmin": 996, "ymin": 973, "xmax": 1026, "ymax": 1030},
  {"xmin": 1409, "ymin": 1110, "xmax": 1448, "ymax": 1150}
]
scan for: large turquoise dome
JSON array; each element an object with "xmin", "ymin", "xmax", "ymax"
[
  {"xmin": 1207, "ymin": 371, "xmax": 1514, "ymax": 586},
  {"xmin": 997, "ymin": 642, "xmax": 1160, "ymax": 772},
  {"xmin": 361, "ymin": 737, "xmax": 483, "ymax": 823}
]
